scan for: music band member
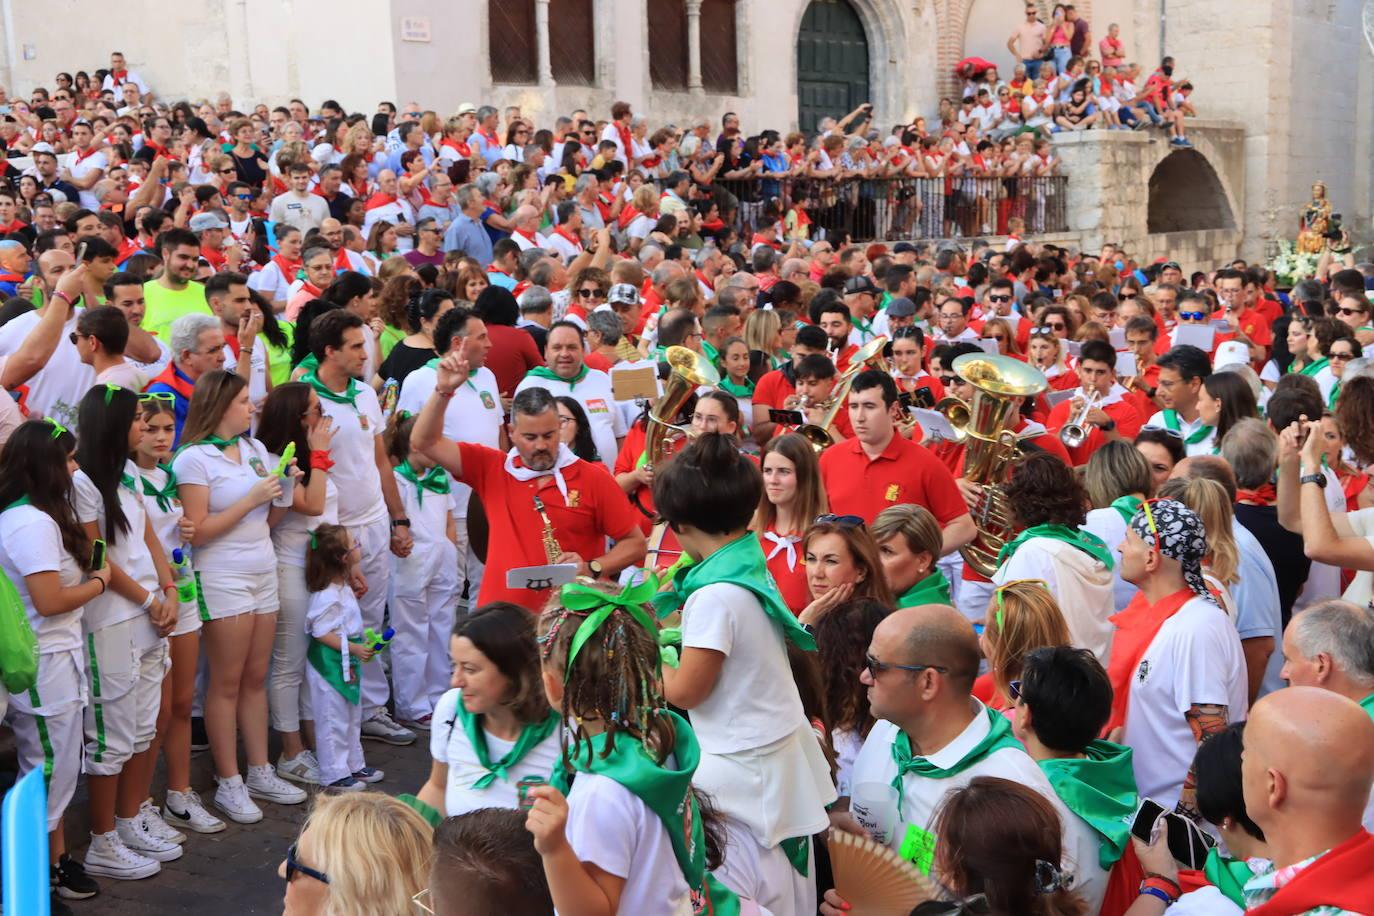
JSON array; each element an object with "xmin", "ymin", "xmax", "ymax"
[{"xmin": 1047, "ymin": 339, "xmax": 1144, "ymax": 466}]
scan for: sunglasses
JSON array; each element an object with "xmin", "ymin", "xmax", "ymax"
[
  {"xmin": 815, "ymin": 514, "xmax": 864, "ymax": 528},
  {"xmin": 1338, "ymin": 306, "xmax": 1367, "ymax": 317},
  {"xmin": 988, "ymin": 294, "xmax": 1012, "ymax": 303},
  {"xmin": 1178, "ymin": 311, "xmax": 1207, "ymax": 321},
  {"xmin": 1330, "ymin": 350, "xmax": 1356, "ymax": 360},
  {"xmin": 1119, "ymin": 292, "xmax": 1138, "ymax": 301},
  {"xmin": 577, "ymin": 288, "xmax": 601, "ymax": 298},
  {"xmin": 284, "ymin": 842, "xmax": 329, "ymax": 885},
  {"xmin": 68, "ymin": 331, "xmax": 88, "ymax": 345},
  {"xmin": 1009, "ymin": 679, "xmax": 1024, "ymax": 701},
  {"xmin": 1139, "ymin": 424, "xmax": 1184, "ymax": 439},
  {"xmin": 865, "ymin": 653, "xmax": 949, "ymax": 680}
]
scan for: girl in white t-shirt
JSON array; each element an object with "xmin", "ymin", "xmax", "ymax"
[
  {"xmin": 304, "ymin": 524, "xmax": 384, "ymax": 791},
  {"xmin": 385, "ymin": 413, "xmax": 460, "ymax": 726},
  {"xmin": 411, "ymin": 603, "xmax": 560, "ymax": 822},
  {"xmin": 528, "ymin": 580, "xmax": 742, "ymax": 916},
  {"xmin": 134, "ymin": 395, "xmax": 225, "ymax": 836},
  {"xmin": 0, "ymin": 420, "xmax": 111, "ymax": 901},
  {"xmin": 257, "ymin": 383, "xmax": 336, "ymax": 787},
  {"xmin": 172, "ymin": 370, "xmax": 306, "ymax": 824},
  {"xmin": 72, "ymin": 385, "xmax": 181, "ymax": 877}
]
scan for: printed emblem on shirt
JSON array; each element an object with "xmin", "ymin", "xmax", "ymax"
[
  {"xmin": 480, "ymin": 390, "xmax": 496, "ymax": 410},
  {"xmin": 566, "ymin": 489, "xmax": 580, "ymax": 508},
  {"xmin": 359, "ymin": 414, "xmax": 370, "ymax": 430},
  {"xmin": 586, "ymin": 397, "xmax": 609, "ymax": 414},
  {"xmin": 248, "ymin": 456, "xmax": 268, "ymax": 477},
  {"xmin": 885, "ymin": 483, "xmax": 901, "ymax": 502},
  {"xmin": 1136, "ymin": 659, "xmax": 1151, "ymax": 684}
]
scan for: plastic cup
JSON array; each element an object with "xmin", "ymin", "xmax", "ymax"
[{"xmin": 851, "ymin": 781, "xmax": 899, "ymax": 845}]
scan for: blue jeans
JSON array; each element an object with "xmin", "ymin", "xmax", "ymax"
[
  {"xmin": 1051, "ymin": 46, "xmax": 1072, "ymax": 76},
  {"xmin": 1023, "ymin": 58, "xmax": 1043, "ymax": 80}
]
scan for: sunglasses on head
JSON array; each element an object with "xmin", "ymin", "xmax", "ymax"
[
  {"xmin": 1178, "ymin": 311, "xmax": 1207, "ymax": 321},
  {"xmin": 815, "ymin": 514, "xmax": 864, "ymax": 528},
  {"xmin": 1139, "ymin": 424, "xmax": 1184, "ymax": 439}
]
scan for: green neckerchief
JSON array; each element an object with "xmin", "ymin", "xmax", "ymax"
[
  {"xmin": 896, "ymin": 569, "xmax": 952, "ymax": 609},
  {"xmin": 191, "ymin": 435, "xmax": 240, "ymax": 452},
  {"xmin": 118, "ymin": 471, "xmax": 139, "ymax": 494},
  {"xmin": 996, "ymin": 523, "xmax": 1114, "ymax": 572},
  {"xmin": 296, "ymin": 352, "xmax": 319, "ymax": 374},
  {"xmin": 718, "ymin": 376, "xmax": 755, "ymax": 398},
  {"xmin": 302, "ymin": 368, "xmax": 361, "ymax": 407},
  {"xmin": 423, "ymin": 357, "xmax": 476, "ymax": 391},
  {"xmin": 1329, "ymin": 379, "xmax": 1342, "ymax": 411},
  {"xmin": 306, "ymin": 639, "xmax": 360, "ymax": 705},
  {"xmin": 1162, "ymin": 409, "xmax": 1214, "ymax": 446},
  {"xmin": 453, "ymin": 698, "xmax": 558, "ymax": 789},
  {"xmin": 2, "ymin": 496, "xmax": 31, "ymax": 511},
  {"xmin": 1299, "ymin": 356, "xmax": 1330, "ymax": 378},
  {"xmin": 700, "ymin": 338, "xmax": 720, "ymax": 364},
  {"xmin": 1037, "ymin": 740, "xmax": 1137, "ymax": 870},
  {"xmin": 140, "ymin": 465, "xmax": 178, "ymax": 513},
  {"xmin": 397, "ymin": 793, "xmax": 443, "ymax": 829},
  {"xmin": 1360, "ymin": 693, "xmax": 1374, "ymax": 722},
  {"xmin": 890, "ymin": 706, "xmax": 1021, "ymax": 811},
  {"xmin": 652, "ymin": 534, "xmax": 816, "ymax": 651},
  {"xmin": 1203, "ymin": 847, "xmax": 1256, "ymax": 907},
  {"xmin": 1111, "ymin": 494, "xmax": 1143, "ymax": 525},
  {"xmin": 395, "ymin": 460, "xmax": 451, "ymax": 506},
  {"xmin": 852, "ymin": 315, "xmax": 876, "ymax": 339},
  {"xmin": 525, "ymin": 364, "xmax": 590, "ymax": 390}
]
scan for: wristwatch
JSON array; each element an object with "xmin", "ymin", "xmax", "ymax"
[
  {"xmin": 1300, "ymin": 472, "xmax": 1327, "ymax": 488},
  {"xmin": 588, "ymin": 559, "xmax": 604, "ymax": 577},
  {"xmin": 1099, "ymin": 418, "xmax": 1117, "ymax": 432},
  {"xmin": 391, "ymin": 517, "xmax": 411, "ymax": 529}
]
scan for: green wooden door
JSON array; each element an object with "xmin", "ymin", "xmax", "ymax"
[{"xmin": 797, "ymin": 0, "xmax": 871, "ymax": 134}]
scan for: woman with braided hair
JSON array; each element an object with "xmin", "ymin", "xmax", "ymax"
[
  {"xmin": 651, "ymin": 432, "xmax": 836, "ymax": 915},
  {"xmin": 524, "ymin": 578, "xmax": 746, "ymax": 914}
]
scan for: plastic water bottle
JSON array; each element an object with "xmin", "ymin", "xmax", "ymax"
[{"xmin": 171, "ymin": 548, "xmax": 197, "ymax": 605}]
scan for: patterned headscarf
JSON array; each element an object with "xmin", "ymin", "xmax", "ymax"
[{"xmin": 1129, "ymin": 498, "xmax": 1216, "ymax": 604}]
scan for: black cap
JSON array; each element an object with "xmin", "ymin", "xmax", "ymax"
[{"xmin": 843, "ymin": 275, "xmax": 881, "ymax": 296}]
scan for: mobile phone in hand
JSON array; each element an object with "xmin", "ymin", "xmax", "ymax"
[
  {"xmin": 1129, "ymin": 798, "xmax": 1216, "ymax": 870},
  {"xmin": 90, "ymin": 538, "xmax": 106, "ymax": 570}
]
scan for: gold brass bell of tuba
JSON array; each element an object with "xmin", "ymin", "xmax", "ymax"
[
  {"xmin": 644, "ymin": 346, "xmax": 719, "ymax": 470},
  {"xmin": 796, "ymin": 336, "xmax": 889, "ymax": 451},
  {"xmin": 934, "ymin": 352, "xmax": 1048, "ymax": 577}
]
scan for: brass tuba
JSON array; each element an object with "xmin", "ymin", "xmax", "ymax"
[
  {"xmin": 644, "ymin": 346, "xmax": 719, "ymax": 470},
  {"xmin": 935, "ymin": 353, "xmax": 1048, "ymax": 577},
  {"xmin": 796, "ymin": 336, "xmax": 889, "ymax": 451}
]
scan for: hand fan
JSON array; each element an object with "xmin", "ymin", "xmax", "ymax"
[{"xmin": 829, "ymin": 829, "xmax": 936, "ymax": 915}]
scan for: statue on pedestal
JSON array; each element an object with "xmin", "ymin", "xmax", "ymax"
[{"xmin": 1296, "ymin": 180, "xmax": 1332, "ymax": 255}]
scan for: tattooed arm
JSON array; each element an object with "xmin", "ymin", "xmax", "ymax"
[{"xmin": 1177, "ymin": 703, "xmax": 1229, "ymax": 819}]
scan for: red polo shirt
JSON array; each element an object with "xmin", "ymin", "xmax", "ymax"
[
  {"xmin": 1210, "ymin": 308, "xmax": 1273, "ymax": 351},
  {"xmin": 753, "ymin": 368, "xmax": 795, "ymax": 410},
  {"xmin": 485, "ymin": 324, "xmax": 545, "ymax": 396},
  {"xmin": 458, "ymin": 443, "xmax": 640, "ymax": 610},
  {"xmin": 819, "ymin": 433, "xmax": 967, "ymax": 525}
]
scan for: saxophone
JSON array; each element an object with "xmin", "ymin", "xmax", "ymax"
[{"xmin": 532, "ymin": 494, "xmax": 562, "ymax": 563}]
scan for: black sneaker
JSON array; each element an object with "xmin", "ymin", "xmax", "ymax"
[
  {"xmin": 54, "ymin": 853, "xmax": 100, "ymax": 899},
  {"xmin": 190, "ymin": 716, "xmax": 210, "ymax": 753}
]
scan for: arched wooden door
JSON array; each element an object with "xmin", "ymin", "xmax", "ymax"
[{"xmin": 797, "ymin": 0, "xmax": 871, "ymax": 134}]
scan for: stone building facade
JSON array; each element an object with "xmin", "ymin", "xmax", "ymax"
[{"xmin": 1, "ymin": 0, "xmax": 1371, "ymax": 261}]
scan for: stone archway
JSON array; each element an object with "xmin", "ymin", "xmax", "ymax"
[{"xmin": 1147, "ymin": 149, "xmax": 1236, "ymax": 233}]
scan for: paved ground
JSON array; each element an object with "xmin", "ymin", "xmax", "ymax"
[{"xmin": 67, "ymin": 732, "xmax": 432, "ymax": 915}]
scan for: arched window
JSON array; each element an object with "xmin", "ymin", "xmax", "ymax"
[{"xmin": 490, "ymin": 0, "xmax": 537, "ymax": 84}]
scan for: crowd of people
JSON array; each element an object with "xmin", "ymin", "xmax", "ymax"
[{"xmin": 0, "ymin": 50, "xmax": 1371, "ymax": 916}]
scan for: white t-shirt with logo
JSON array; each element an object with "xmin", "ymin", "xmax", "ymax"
[
  {"xmin": 171, "ymin": 437, "xmax": 277, "ymax": 575},
  {"xmin": 316, "ymin": 384, "xmax": 387, "ymax": 527},
  {"xmin": 0, "ymin": 308, "xmax": 92, "ymax": 430},
  {"xmin": 429, "ymin": 688, "xmax": 561, "ymax": 816},
  {"xmin": 72, "ymin": 462, "xmax": 159, "ymax": 631},
  {"xmin": 514, "ymin": 367, "xmax": 625, "ymax": 472},
  {"xmin": 397, "ymin": 364, "xmax": 502, "ymax": 517}
]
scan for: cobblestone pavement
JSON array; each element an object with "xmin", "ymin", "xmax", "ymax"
[{"xmin": 69, "ymin": 732, "xmax": 432, "ymax": 915}]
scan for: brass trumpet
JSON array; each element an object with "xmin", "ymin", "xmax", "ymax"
[{"xmin": 1059, "ymin": 390, "xmax": 1102, "ymax": 450}]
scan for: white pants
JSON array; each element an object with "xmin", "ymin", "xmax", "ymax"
[
  {"xmin": 389, "ymin": 539, "xmax": 459, "ymax": 721},
  {"xmin": 306, "ymin": 665, "xmax": 364, "ymax": 785},
  {"xmin": 269, "ymin": 562, "xmax": 314, "ymax": 733},
  {"xmin": 6, "ymin": 648, "xmax": 86, "ymax": 831},
  {"xmin": 349, "ymin": 518, "xmax": 393, "ymax": 714},
  {"xmin": 83, "ymin": 618, "xmax": 167, "ymax": 776},
  {"xmin": 712, "ymin": 817, "xmax": 815, "ymax": 916},
  {"xmin": 938, "ymin": 551, "xmax": 963, "ymax": 608},
  {"xmin": 957, "ymin": 578, "xmax": 996, "ymax": 625}
]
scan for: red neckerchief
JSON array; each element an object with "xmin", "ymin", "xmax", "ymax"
[
  {"xmin": 116, "ymin": 237, "xmax": 141, "ymax": 265},
  {"xmin": 695, "ymin": 269, "xmax": 712, "ymax": 288},
  {"xmin": 349, "ymin": 179, "xmax": 369, "ymax": 199},
  {"xmin": 225, "ymin": 333, "xmax": 241, "ymax": 359},
  {"xmin": 566, "ymin": 302, "xmax": 588, "ymax": 322},
  {"xmin": 272, "ymin": 254, "xmax": 301, "ymax": 281},
  {"xmin": 477, "ymin": 128, "xmax": 499, "ymax": 147},
  {"xmin": 148, "ymin": 362, "xmax": 195, "ymax": 399},
  {"xmin": 441, "ymin": 137, "xmax": 471, "ymax": 158},
  {"xmin": 299, "ymin": 280, "xmax": 323, "ymax": 298},
  {"xmin": 333, "ymin": 247, "xmax": 352, "ymax": 272},
  {"xmin": 270, "ymin": 175, "xmax": 288, "ymax": 197},
  {"xmin": 1103, "ymin": 587, "xmax": 1196, "ymax": 733},
  {"xmin": 792, "ymin": 207, "xmax": 812, "ymax": 227},
  {"xmin": 641, "ymin": 153, "xmax": 662, "ymax": 168},
  {"xmin": 312, "ymin": 187, "xmax": 336, "ymax": 202},
  {"xmin": 552, "ymin": 225, "xmax": 581, "ymax": 248},
  {"xmin": 751, "ymin": 232, "xmax": 781, "ymax": 250},
  {"xmin": 487, "ymin": 266, "xmax": 511, "ymax": 278},
  {"xmin": 1246, "ymin": 831, "xmax": 1374, "ymax": 916},
  {"xmin": 0, "ymin": 219, "xmax": 27, "ymax": 234},
  {"xmin": 364, "ymin": 191, "xmax": 398, "ymax": 211},
  {"xmin": 595, "ymin": 192, "xmax": 612, "ymax": 221},
  {"xmin": 512, "ymin": 280, "xmax": 530, "ymax": 298},
  {"xmin": 614, "ymin": 120, "xmax": 633, "ymax": 160},
  {"xmin": 143, "ymin": 142, "xmax": 176, "ymax": 161},
  {"xmin": 617, "ymin": 204, "xmax": 641, "ymax": 230},
  {"xmin": 701, "ymin": 218, "xmax": 725, "ymax": 232},
  {"xmin": 110, "ymin": 69, "xmax": 128, "ymax": 84},
  {"xmin": 512, "ymin": 227, "xmax": 539, "ymax": 244},
  {"xmin": 0, "ymin": 270, "xmax": 25, "ymax": 283},
  {"xmin": 1236, "ymin": 483, "xmax": 1277, "ymax": 506},
  {"xmin": 201, "ymin": 245, "xmax": 226, "ymax": 269},
  {"xmin": 73, "ymin": 145, "xmax": 102, "ymax": 165}
]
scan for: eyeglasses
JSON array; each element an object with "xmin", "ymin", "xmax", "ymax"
[
  {"xmin": 1139, "ymin": 424, "xmax": 1184, "ymax": 439},
  {"xmin": 815, "ymin": 513, "xmax": 864, "ymax": 528},
  {"xmin": 1044, "ymin": 322, "xmax": 1066, "ymax": 331},
  {"xmin": 68, "ymin": 331, "xmax": 89, "ymax": 345},
  {"xmin": 140, "ymin": 391, "xmax": 176, "ymax": 403},
  {"xmin": 284, "ymin": 842, "xmax": 329, "ymax": 885},
  {"xmin": 988, "ymin": 294, "xmax": 1012, "ymax": 303},
  {"xmin": 1338, "ymin": 306, "xmax": 1367, "ymax": 317},
  {"xmin": 1178, "ymin": 311, "xmax": 1207, "ymax": 321},
  {"xmin": 412, "ymin": 887, "xmax": 435, "ymax": 915},
  {"xmin": 865, "ymin": 653, "xmax": 949, "ymax": 680}
]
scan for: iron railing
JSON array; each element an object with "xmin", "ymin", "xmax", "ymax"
[{"xmin": 712, "ymin": 175, "xmax": 1069, "ymax": 243}]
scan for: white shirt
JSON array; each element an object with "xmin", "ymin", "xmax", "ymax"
[
  {"xmin": 102, "ymin": 69, "xmax": 149, "ymax": 94},
  {"xmin": 316, "ymin": 384, "xmax": 387, "ymax": 527},
  {"xmin": 429, "ymin": 688, "xmax": 561, "ymax": 817},
  {"xmin": 0, "ymin": 504, "xmax": 85, "ymax": 652},
  {"xmin": 565, "ymin": 769, "xmax": 692, "ymax": 915},
  {"xmin": 1121, "ymin": 595, "xmax": 1249, "ymax": 809},
  {"xmin": 514, "ymin": 367, "xmax": 625, "ymax": 472},
  {"xmin": 1145, "ymin": 409, "xmax": 1216, "ymax": 457},
  {"xmin": 0, "ymin": 308, "xmax": 92, "ymax": 430},
  {"xmin": 68, "ymin": 149, "xmax": 108, "ymax": 210},
  {"xmin": 994, "ymin": 536, "xmax": 1116, "ymax": 663},
  {"xmin": 397, "ymin": 364, "xmax": 503, "ymax": 516},
  {"xmin": 224, "ymin": 339, "xmax": 270, "ymax": 408},
  {"xmin": 247, "ymin": 261, "xmax": 294, "ymax": 309},
  {"xmin": 269, "ymin": 461, "xmax": 339, "ymax": 568},
  {"xmin": 306, "ymin": 580, "xmax": 362, "ymax": 640},
  {"xmin": 1082, "ymin": 506, "xmax": 1137, "ymax": 613},
  {"xmin": 543, "ymin": 229, "xmax": 582, "ymax": 264},
  {"xmin": 72, "ymin": 462, "xmax": 158, "ymax": 631},
  {"xmin": 511, "ymin": 230, "xmax": 548, "ymax": 252},
  {"xmin": 680, "ymin": 581, "xmax": 807, "ymax": 754},
  {"xmin": 394, "ymin": 469, "xmax": 456, "ymax": 547},
  {"xmin": 598, "ymin": 122, "xmax": 628, "ymax": 166},
  {"xmin": 268, "ymin": 191, "xmax": 329, "ymax": 234},
  {"xmin": 171, "ymin": 438, "xmax": 277, "ymax": 575},
  {"xmin": 361, "ymin": 198, "xmax": 416, "ymax": 253},
  {"xmin": 138, "ymin": 465, "xmax": 183, "ymax": 558}
]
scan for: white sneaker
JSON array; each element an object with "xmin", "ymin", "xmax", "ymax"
[
  {"xmin": 83, "ymin": 831, "xmax": 160, "ymax": 880},
  {"xmin": 246, "ymin": 764, "xmax": 308, "ymax": 805},
  {"xmin": 115, "ymin": 815, "xmax": 183, "ymax": 863},
  {"xmin": 213, "ymin": 775, "xmax": 264, "ymax": 824},
  {"xmin": 139, "ymin": 799, "xmax": 186, "ymax": 845},
  {"xmin": 164, "ymin": 789, "xmax": 226, "ymax": 834},
  {"xmin": 276, "ymin": 750, "xmax": 321, "ymax": 785},
  {"xmin": 361, "ymin": 709, "xmax": 416, "ymax": 745}
]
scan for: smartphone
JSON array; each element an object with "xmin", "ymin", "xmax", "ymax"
[
  {"xmin": 899, "ymin": 389, "xmax": 936, "ymax": 411},
  {"xmin": 1129, "ymin": 798, "xmax": 1217, "ymax": 870},
  {"xmin": 90, "ymin": 538, "xmax": 106, "ymax": 570},
  {"xmin": 76, "ymin": 240, "xmax": 88, "ymax": 264},
  {"xmin": 770, "ymin": 408, "xmax": 805, "ymax": 426}
]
